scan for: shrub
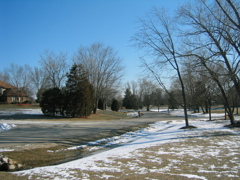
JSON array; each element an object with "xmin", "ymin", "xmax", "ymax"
[
  {"xmin": 40, "ymin": 88, "xmax": 64, "ymax": 116},
  {"xmin": 111, "ymin": 99, "xmax": 119, "ymax": 111}
]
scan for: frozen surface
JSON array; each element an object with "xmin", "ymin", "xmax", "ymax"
[
  {"xmin": 0, "ymin": 108, "xmax": 42, "ymax": 116},
  {"xmin": 13, "ymin": 109, "xmax": 240, "ymax": 179},
  {"xmin": 0, "ymin": 123, "xmax": 16, "ymax": 132}
]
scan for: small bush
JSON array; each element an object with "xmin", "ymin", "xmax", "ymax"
[
  {"xmin": 111, "ymin": 99, "xmax": 119, "ymax": 111},
  {"xmin": 40, "ymin": 88, "xmax": 64, "ymax": 116}
]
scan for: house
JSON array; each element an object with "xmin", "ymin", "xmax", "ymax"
[{"xmin": 0, "ymin": 80, "xmax": 29, "ymax": 104}]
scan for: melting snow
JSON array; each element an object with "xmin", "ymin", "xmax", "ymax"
[
  {"xmin": 14, "ymin": 112, "xmax": 240, "ymax": 179},
  {"xmin": 0, "ymin": 123, "xmax": 16, "ymax": 132},
  {"xmin": 1, "ymin": 108, "xmax": 239, "ymax": 179}
]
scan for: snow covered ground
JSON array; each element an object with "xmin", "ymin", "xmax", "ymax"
[
  {"xmin": 0, "ymin": 108, "xmax": 42, "ymax": 116},
  {"xmin": 0, "ymin": 108, "xmax": 42, "ymax": 134},
  {"xmin": 0, "ymin": 123, "xmax": 16, "ymax": 132},
  {"xmin": 12, "ymin": 109, "xmax": 240, "ymax": 180}
]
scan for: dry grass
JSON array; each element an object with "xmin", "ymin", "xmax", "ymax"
[
  {"xmin": 0, "ymin": 104, "xmax": 39, "ymax": 109},
  {"xmin": 1, "ymin": 105, "xmax": 239, "ymax": 179},
  {"xmin": 0, "ymin": 104, "xmax": 128, "ymax": 121},
  {"xmin": 4, "ymin": 133, "xmax": 239, "ymax": 180},
  {"xmin": 85, "ymin": 110, "xmax": 128, "ymax": 121},
  {"xmin": 1, "ymin": 123, "xmax": 148, "ymax": 171},
  {"xmin": 0, "ymin": 107, "xmax": 129, "ymax": 179},
  {"xmin": 68, "ymin": 135, "xmax": 240, "ymax": 180}
]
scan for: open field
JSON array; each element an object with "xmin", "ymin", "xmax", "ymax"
[
  {"xmin": 4, "ymin": 117, "xmax": 240, "ymax": 180},
  {"xmin": 0, "ymin": 106, "xmax": 170, "ymax": 171},
  {"xmin": 2, "ymin": 134, "xmax": 240, "ymax": 180},
  {"xmin": 0, "ymin": 105, "xmax": 239, "ymax": 179}
]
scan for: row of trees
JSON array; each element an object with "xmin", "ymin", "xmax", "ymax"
[
  {"xmin": 122, "ymin": 79, "xmax": 163, "ymax": 111},
  {"xmin": 0, "ymin": 43, "xmax": 124, "ymax": 116},
  {"xmin": 132, "ymin": 0, "xmax": 240, "ymax": 126},
  {"xmin": 122, "ymin": 76, "xmax": 239, "ymax": 115}
]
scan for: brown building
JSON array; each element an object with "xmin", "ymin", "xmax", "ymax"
[{"xmin": 0, "ymin": 80, "xmax": 29, "ymax": 104}]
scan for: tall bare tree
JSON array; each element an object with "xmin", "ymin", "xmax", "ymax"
[
  {"xmin": 179, "ymin": 0, "xmax": 240, "ymax": 125},
  {"xmin": 5, "ymin": 64, "xmax": 32, "ymax": 100},
  {"xmin": 39, "ymin": 50, "xmax": 69, "ymax": 88},
  {"xmin": 152, "ymin": 87, "xmax": 162, "ymax": 112},
  {"xmin": 133, "ymin": 8, "xmax": 191, "ymax": 128},
  {"xmin": 139, "ymin": 78, "xmax": 157, "ymax": 111},
  {"xmin": 30, "ymin": 66, "xmax": 49, "ymax": 101},
  {"xmin": 73, "ymin": 43, "xmax": 124, "ymax": 113}
]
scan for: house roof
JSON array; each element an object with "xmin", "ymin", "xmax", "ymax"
[
  {"xmin": 0, "ymin": 80, "xmax": 28, "ymax": 97},
  {"xmin": 0, "ymin": 80, "xmax": 15, "ymax": 89},
  {"xmin": 2, "ymin": 88, "xmax": 28, "ymax": 97}
]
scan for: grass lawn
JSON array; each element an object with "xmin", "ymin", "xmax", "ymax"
[
  {"xmin": 0, "ymin": 104, "xmax": 40, "ymax": 109},
  {"xmin": 0, "ymin": 104, "xmax": 128, "ymax": 121},
  {"xmin": 2, "ymin": 133, "xmax": 239, "ymax": 180}
]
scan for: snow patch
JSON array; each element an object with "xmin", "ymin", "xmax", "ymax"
[{"xmin": 0, "ymin": 123, "xmax": 16, "ymax": 132}]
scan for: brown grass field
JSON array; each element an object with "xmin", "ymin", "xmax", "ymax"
[{"xmin": 0, "ymin": 104, "xmax": 239, "ymax": 179}]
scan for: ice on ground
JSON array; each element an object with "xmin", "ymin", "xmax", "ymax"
[
  {"xmin": 14, "ymin": 111, "xmax": 240, "ymax": 179},
  {"xmin": 0, "ymin": 123, "xmax": 16, "ymax": 132},
  {"xmin": 127, "ymin": 112, "xmax": 139, "ymax": 117},
  {"xmin": 1, "ymin": 108, "xmax": 238, "ymax": 179},
  {"xmin": 0, "ymin": 108, "xmax": 42, "ymax": 116},
  {"xmin": 0, "ymin": 148, "xmax": 14, "ymax": 152},
  {"xmin": 151, "ymin": 108, "xmax": 226, "ymax": 118}
]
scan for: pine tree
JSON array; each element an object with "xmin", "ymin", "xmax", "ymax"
[
  {"xmin": 111, "ymin": 99, "xmax": 119, "ymax": 111},
  {"xmin": 64, "ymin": 64, "xmax": 94, "ymax": 117},
  {"xmin": 122, "ymin": 88, "xmax": 138, "ymax": 109}
]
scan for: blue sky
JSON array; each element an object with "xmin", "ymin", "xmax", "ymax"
[{"xmin": 0, "ymin": 0, "xmax": 186, "ymax": 83}]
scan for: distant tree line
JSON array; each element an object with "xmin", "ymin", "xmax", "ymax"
[{"xmin": 0, "ymin": 43, "xmax": 124, "ymax": 117}]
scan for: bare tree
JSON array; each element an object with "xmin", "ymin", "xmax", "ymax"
[
  {"xmin": 152, "ymin": 87, "xmax": 162, "ymax": 112},
  {"xmin": 139, "ymin": 78, "xmax": 157, "ymax": 111},
  {"xmin": 133, "ymin": 8, "xmax": 192, "ymax": 128},
  {"xmin": 0, "ymin": 71, "xmax": 9, "ymax": 82},
  {"xmin": 30, "ymin": 66, "xmax": 49, "ymax": 101},
  {"xmin": 5, "ymin": 64, "xmax": 32, "ymax": 100},
  {"xmin": 73, "ymin": 43, "xmax": 124, "ymax": 113},
  {"xmin": 39, "ymin": 50, "xmax": 69, "ymax": 88},
  {"xmin": 179, "ymin": 0, "xmax": 240, "ymax": 125},
  {"xmin": 126, "ymin": 81, "xmax": 139, "ymax": 96}
]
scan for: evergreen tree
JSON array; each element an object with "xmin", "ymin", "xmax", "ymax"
[
  {"xmin": 40, "ymin": 87, "xmax": 64, "ymax": 116},
  {"xmin": 64, "ymin": 64, "xmax": 94, "ymax": 117},
  {"xmin": 98, "ymin": 98, "xmax": 104, "ymax": 110},
  {"xmin": 123, "ymin": 88, "xmax": 138, "ymax": 109},
  {"xmin": 111, "ymin": 99, "xmax": 119, "ymax": 111}
]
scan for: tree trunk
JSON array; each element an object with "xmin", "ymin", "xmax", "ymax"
[
  {"xmin": 177, "ymin": 68, "xmax": 189, "ymax": 127},
  {"xmin": 200, "ymin": 105, "xmax": 206, "ymax": 114},
  {"xmin": 178, "ymin": 76, "xmax": 189, "ymax": 127},
  {"xmin": 93, "ymin": 99, "xmax": 98, "ymax": 114},
  {"xmin": 208, "ymin": 98, "xmax": 212, "ymax": 121},
  {"xmin": 182, "ymin": 93, "xmax": 189, "ymax": 127}
]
